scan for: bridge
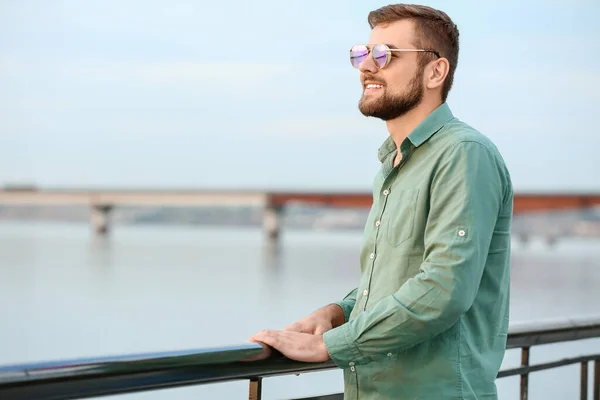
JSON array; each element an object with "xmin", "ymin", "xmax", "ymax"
[{"xmin": 1, "ymin": 187, "xmax": 600, "ymax": 241}]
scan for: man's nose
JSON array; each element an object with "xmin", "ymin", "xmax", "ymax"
[{"xmin": 358, "ymin": 55, "xmax": 378, "ymax": 74}]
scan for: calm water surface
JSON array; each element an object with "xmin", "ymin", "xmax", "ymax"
[{"xmin": 0, "ymin": 222, "xmax": 599, "ymax": 399}]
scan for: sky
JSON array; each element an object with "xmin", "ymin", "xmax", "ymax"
[{"xmin": 1, "ymin": 0, "xmax": 599, "ymax": 193}]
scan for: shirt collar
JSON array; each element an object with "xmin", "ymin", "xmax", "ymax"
[{"xmin": 377, "ymin": 102, "xmax": 455, "ymax": 163}]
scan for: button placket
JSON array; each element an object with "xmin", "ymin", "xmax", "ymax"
[
  {"xmin": 363, "ymin": 187, "xmax": 391, "ymax": 311},
  {"xmin": 374, "ymin": 187, "xmax": 390, "ymax": 244}
]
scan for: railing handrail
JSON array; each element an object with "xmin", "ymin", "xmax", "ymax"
[
  {"xmin": 507, "ymin": 314, "xmax": 600, "ymax": 335},
  {"xmin": 2, "ymin": 314, "xmax": 600, "ymax": 400}
]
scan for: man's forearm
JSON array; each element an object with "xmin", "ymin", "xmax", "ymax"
[{"xmin": 324, "ymin": 303, "xmax": 346, "ymax": 328}]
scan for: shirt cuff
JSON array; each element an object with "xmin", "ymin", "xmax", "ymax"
[
  {"xmin": 334, "ymin": 299, "xmax": 355, "ymax": 323},
  {"xmin": 323, "ymin": 322, "xmax": 367, "ymax": 368}
]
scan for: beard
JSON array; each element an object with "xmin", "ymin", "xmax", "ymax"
[{"xmin": 358, "ymin": 68, "xmax": 424, "ymax": 121}]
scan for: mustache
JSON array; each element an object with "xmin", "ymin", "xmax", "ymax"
[{"xmin": 362, "ymin": 75, "xmax": 386, "ymax": 85}]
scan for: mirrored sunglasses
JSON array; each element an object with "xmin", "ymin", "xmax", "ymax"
[{"xmin": 349, "ymin": 44, "xmax": 440, "ymax": 69}]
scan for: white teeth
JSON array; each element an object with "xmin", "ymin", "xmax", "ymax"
[{"xmin": 366, "ymin": 84, "xmax": 383, "ymax": 89}]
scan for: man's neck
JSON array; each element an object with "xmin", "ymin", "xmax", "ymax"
[{"xmin": 386, "ymin": 98, "xmax": 443, "ymax": 154}]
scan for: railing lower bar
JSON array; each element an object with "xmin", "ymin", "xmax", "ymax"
[{"xmin": 497, "ymin": 355, "xmax": 600, "ymax": 378}]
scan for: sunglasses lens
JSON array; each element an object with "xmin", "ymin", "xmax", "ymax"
[
  {"xmin": 350, "ymin": 45, "xmax": 368, "ymax": 68},
  {"xmin": 372, "ymin": 44, "xmax": 389, "ymax": 68}
]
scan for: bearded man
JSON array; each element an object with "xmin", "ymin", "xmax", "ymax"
[{"xmin": 251, "ymin": 4, "xmax": 514, "ymax": 399}]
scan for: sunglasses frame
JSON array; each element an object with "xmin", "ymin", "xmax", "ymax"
[{"xmin": 350, "ymin": 44, "xmax": 441, "ymax": 69}]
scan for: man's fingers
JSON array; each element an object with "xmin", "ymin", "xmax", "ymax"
[
  {"xmin": 250, "ymin": 330, "xmax": 308, "ymax": 354},
  {"xmin": 240, "ymin": 341, "xmax": 272, "ymax": 362},
  {"xmin": 248, "ymin": 331, "xmax": 329, "ymax": 363},
  {"xmin": 283, "ymin": 323, "xmax": 307, "ymax": 333},
  {"xmin": 250, "ymin": 330, "xmax": 281, "ymax": 349},
  {"xmin": 251, "ymin": 340, "xmax": 272, "ymax": 352},
  {"xmin": 283, "ymin": 324, "xmax": 300, "ymax": 332}
]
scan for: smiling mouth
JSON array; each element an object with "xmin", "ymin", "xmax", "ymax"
[{"xmin": 364, "ymin": 83, "xmax": 384, "ymax": 94}]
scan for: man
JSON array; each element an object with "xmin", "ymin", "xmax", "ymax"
[{"xmin": 251, "ymin": 4, "xmax": 513, "ymax": 399}]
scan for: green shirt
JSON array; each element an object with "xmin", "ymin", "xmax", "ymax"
[{"xmin": 322, "ymin": 103, "xmax": 513, "ymax": 400}]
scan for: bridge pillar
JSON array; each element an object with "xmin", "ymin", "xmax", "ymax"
[
  {"xmin": 263, "ymin": 203, "xmax": 283, "ymax": 242},
  {"xmin": 91, "ymin": 204, "xmax": 113, "ymax": 235}
]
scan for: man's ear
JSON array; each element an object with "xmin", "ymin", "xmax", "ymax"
[{"xmin": 426, "ymin": 58, "xmax": 450, "ymax": 90}]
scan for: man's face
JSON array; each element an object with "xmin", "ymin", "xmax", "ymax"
[{"xmin": 357, "ymin": 19, "xmax": 425, "ymax": 121}]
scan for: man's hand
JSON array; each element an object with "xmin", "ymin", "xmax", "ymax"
[
  {"xmin": 284, "ymin": 304, "xmax": 345, "ymax": 335},
  {"xmin": 249, "ymin": 330, "xmax": 331, "ymax": 363}
]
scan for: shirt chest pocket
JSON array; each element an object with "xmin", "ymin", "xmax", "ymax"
[{"xmin": 384, "ymin": 188, "xmax": 419, "ymax": 247}]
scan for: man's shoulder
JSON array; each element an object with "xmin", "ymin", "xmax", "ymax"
[{"xmin": 434, "ymin": 118, "xmax": 505, "ymax": 161}]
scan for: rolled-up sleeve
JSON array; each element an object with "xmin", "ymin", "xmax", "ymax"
[
  {"xmin": 334, "ymin": 287, "xmax": 358, "ymax": 323},
  {"xmin": 323, "ymin": 141, "xmax": 507, "ymax": 367}
]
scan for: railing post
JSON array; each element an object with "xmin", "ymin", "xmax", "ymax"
[
  {"xmin": 582, "ymin": 362, "xmax": 589, "ymax": 400},
  {"xmin": 520, "ymin": 346, "xmax": 530, "ymax": 400},
  {"xmin": 248, "ymin": 377, "xmax": 262, "ymax": 400},
  {"xmin": 593, "ymin": 359, "xmax": 599, "ymax": 400}
]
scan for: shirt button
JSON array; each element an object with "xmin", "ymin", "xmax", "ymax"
[
  {"xmin": 363, "ymin": 289, "xmax": 369, "ymax": 296},
  {"xmin": 458, "ymin": 230, "xmax": 466, "ymax": 237},
  {"xmin": 383, "ymin": 189, "xmax": 390, "ymax": 196},
  {"xmin": 369, "ymin": 253, "xmax": 375, "ymax": 260},
  {"xmin": 349, "ymin": 362, "xmax": 355, "ymax": 366},
  {"xmin": 375, "ymin": 220, "xmax": 381, "ymax": 227},
  {"xmin": 387, "ymin": 353, "xmax": 392, "ymax": 357}
]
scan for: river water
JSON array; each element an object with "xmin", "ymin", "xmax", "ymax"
[{"xmin": 0, "ymin": 222, "xmax": 599, "ymax": 399}]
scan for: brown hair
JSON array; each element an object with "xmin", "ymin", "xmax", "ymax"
[{"xmin": 368, "ymin": 4, "xmax": 460, "ymax": 102}]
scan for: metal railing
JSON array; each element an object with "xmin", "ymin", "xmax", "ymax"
[{"xmin": 1, "ymin": 315, "xmax": 599, "ymax": 400}]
